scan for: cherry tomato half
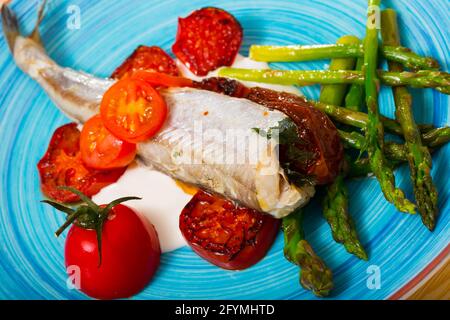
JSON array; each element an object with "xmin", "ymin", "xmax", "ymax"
[
  {"xmin": 65, "ymin": 204, "xmax": 161, "ymax": 300},
  {"xmin": 172, "ymin": 7, "xmax": 243, "ymax": 76},
  {"xmin": 132, "ymin": 71, "xmax": 193, "ymax": 88},
  {"xmin": 37, "ymin": 123, "xmax": 126, "ymax": 203},
  {"xmin": 100, "ymin": 78, "xmax": 168, "ymax": 143},
  {"xmin": 179, "ymin": 190, "xmax": 280, "ymax": 270},
  {"xmin": 80, "ymin": 115, "xmax": 136, "ymax": 170}
]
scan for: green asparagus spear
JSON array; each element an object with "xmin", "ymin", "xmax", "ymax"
[
  {"xmin": 339, "ymin": 129, "xmax": 408, "ymax": 161},
  {"xmin": 381, "ymin": 9, "xmax": 438, "ymax": 230},
  {"xmin": 339, "ymin": 130, "xmax": 367, "ymax": 149},
  {"xmin": 347, "ymin": 157, "xmax": 393, "ymax": 178},
  {"xmin": 340, "ymin": 128, "xmax": 450, "ymax": 167},
  {"xmin": 313, "ymin": 101, "xmax": 448, "ymax": 143},
  {"xmin": 363, "ymin": 0, "xmax": 415, "ymax": 214},
  {"xmin": 345, "ymin": 136, "xmax": 446, "ymax": 177},
  {"xmin": 345, "ymin": 56, "xmax": 365, "ymax": 111},
  {"xmin": 422, "ymin": 127, "xmax": 450, "ymax": 148},
  {"xmin": 249, "ymin": 44, "xmax": 440, "ymax": 71},
  {"xmin": 381, "ymin": 71, "xmax": 450, "ymax": 94},
  {"xmin": 218, "ymin": 68, "xmax": 450, "ymax": 94},
  {"xmin": 383, "ymin": 142, "xmax": 409, "ymax": 162},
  {"xmin": 323, "ymin": 175, "xmax": 368, "ymax": 260},
  {"xmin": 347, "ymin": 141, "xmax": 443, "ymax": 179},
  {"xmin": 320, "ymin": 35, "xmax": 360, "ymax": 105},
  {"xmin": 347, "ymin": 156, "xmax": 371, "ymax": 178},
  {"xmin": 382, "ymin": 45, "xmax": 440, "ymax": 71},
  {"xmin": 418, "ymin": 124, "xmax": 438, "ymax": 133},
  {"xmin": 282, "ymin": 209, "xmax": 333, "ymax": 297},
  {"xmin": 307, "ymin": 98, "xmax": 450, "ymax": 146},
  {"xmin": 319, "ymin": 35, "xmax": 367, "ymax": 260}
]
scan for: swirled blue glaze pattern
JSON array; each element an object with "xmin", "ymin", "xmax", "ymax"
[{"xmin": 0, "ymin": 0, "xmax": 448, "ymax": 300}]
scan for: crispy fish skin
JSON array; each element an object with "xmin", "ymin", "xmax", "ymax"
[{"xmin": 2, "ymin": 4, "xmax": 314, "ymax": 218}]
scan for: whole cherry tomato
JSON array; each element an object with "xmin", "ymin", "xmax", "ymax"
[{"xmin": 43, "ymin": 190, "xmax": 161, "ymax": 300}]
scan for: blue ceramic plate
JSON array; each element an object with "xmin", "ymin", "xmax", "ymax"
[{"xmin": 0, "ymin": 0, "xmax": 448, "ymax": 300}]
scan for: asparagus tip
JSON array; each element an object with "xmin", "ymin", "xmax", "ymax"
[
  {"xmin": 352, "ymin": 245, "xmax": 369, "ymax": 261},
  {"xmin": 300, "ymin": 268, "xmax": 334, "ymax": 298},
  {"xmin": 422, "ymin": 217, "xmax": 436, "ymax": 232}
]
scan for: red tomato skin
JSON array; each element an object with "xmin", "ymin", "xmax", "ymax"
[
  {"xmin": 111, "ymin": 45, "xmax": 179, "ymax": 79},
  {"xmin": 80, "ymin": 115, "xmax": 137, "ymax": 170},
  {"xmin": 100, "ymin": 79, "xmax": 168, "ymax": 143},
  {"xmin": 172, "ymin": 7, "xmax": 243, "ymax": 76},
  {"xmin": 132, "ymin": 71, "xmax": 193, "ymax": 88},
  {"xmin": 65, "ymin": 204, "xmax": 161, "ymax": 300},
  {"xmin": 179, "ymin": 191, "xmax": 280, "ymax": 270},
  {"xmin": 188, "ymin": 216, "xmax": 280, "ymax": 270}
]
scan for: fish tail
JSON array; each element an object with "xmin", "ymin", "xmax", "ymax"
[
  {"xmin": 1, "ymin": 3, "xmax": 20, "ymax": 52},
  {"xmin": 30, "ymin": 0, "xmax": 47, "ymax": 44},
  {"xmin": 1, "ymin": 0, "xmax": 47, "ymax": 52}
]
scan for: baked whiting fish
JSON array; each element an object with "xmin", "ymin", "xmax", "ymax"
[{"xmin": 1, "ymin": 3, "xmax": 317, "ymax": 218}]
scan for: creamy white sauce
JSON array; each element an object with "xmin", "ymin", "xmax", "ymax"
[
  {"xmin": 92, "ymin": 55, "xmax": 301, "ymax": 253},
  {"xmin": 92, "ymin": 163, "xmax": 191, "ymax": 252}
]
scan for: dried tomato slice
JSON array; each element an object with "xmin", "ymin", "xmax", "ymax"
[
  {"xmin": 246, "ymin": 88, "xmax": 344, "ymax": 185},
  {"xmin": 172, "ymin": 7, "xmax": 243, "ymax": 76},
  {"xmin": 38, "ymin": 123, "xmax": 126, "ymax": 203},
  {"xmin": 111, "ymin": 45, "xmax": 179, "ymax": 79},
  {"xmin": 179, "ymin": 190, "xmax": 280, "ymax": 270}
]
